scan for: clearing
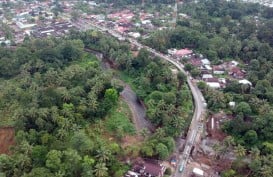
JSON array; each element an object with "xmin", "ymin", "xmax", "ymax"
[{"xmin": 0, "ymin": 127, "xmax": 15, "ymax": 155}]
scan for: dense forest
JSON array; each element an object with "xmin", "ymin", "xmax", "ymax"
[
  {"xmin": 143, "ymin": 0, "xmax": 273, "ymax": 176},
  {"xmin": 0, "ymin": 27, "xmax": 192, "ymax": 176}
]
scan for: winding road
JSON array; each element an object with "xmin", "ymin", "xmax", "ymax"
[
  {"xmin": 80, "ymin": 22, "xmax": 206, "ymax": 177},
  {"xmin": 121, "ymin": 85, "xmax": 154, "ymax": 133},
  {"xmin": 85, "ymin": 48, "xmax": 154, "ymax": 134}
]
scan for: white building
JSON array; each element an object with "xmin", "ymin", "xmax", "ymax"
[
  {"xmin": 193, "ymin": 167, "xmax": 204, "ymax": 176},
  {"xmin": 204, "ymin": 65, "xmax": 212, "ymax": 71},
  {"xmin": 202, "ymin": 74, "xmax": 213, "ymax": 80},
  {"xmin": 206, "ymin": 82, "xmax": 221, "ymax": 89},
  {"xmin": 239, "ymin": 79, "xmax": 252, "ymax": 86},
  {"xmin": 201, "ymin": 59, "xmax": 210, "ymax": 65},
  {"xmin": 128, "ymin": 32, "xmax": 141, "ymax": 38}
]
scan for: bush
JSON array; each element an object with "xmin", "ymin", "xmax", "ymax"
[{"xmin": 165, "ymin": 167, "xmax": 172, "ymax": 175}]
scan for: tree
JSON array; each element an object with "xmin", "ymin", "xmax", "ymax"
[
  {"xmin": 0, "ymin": 154, "xmax": 13, "ymax": 176},
  {"xmin": 235, "ymin": 102, "xmax": 252, "ymax": 117},
  {"xmin": 24, "ymin": 167, "xmax": 54, "ymax": 177},
  {"xmin": 156, "ymin": 143, "xmax": 169, "ymax": 160},
  {"xmin": 82, "ymin": 156, "xmax": 95, "ymax": 177},
  {"xmin": 184, "ymin": 63, "xmax": 193, "ymax": 71},
  {"xmin": 262, "ymin": 142, "xmax": 273, "ymax": 154},
  {"xmin": 104, "ymin": 88, "xmax": 118, "ymax": 108},
  {"xmin": 244, "ymin": 130, "xmax": 258, "ymax": 146},
  {"xmin": 250, "ymin": 147, "xmax": 260, "ymax": 160},
  {"xmin": 70, "ymin": 131, "xmax": 94, "ymax": 154},
  {"xmin": 96, "ymin": 147, "xmax": 111, "ymax": 162},
  {"xmin": 71, "ymin": 10, "xmax": 80, "ymax": 21},
  {"xmin": 260, "ymin": 165, "xmax": 273, "ymax": 177},
  {"xmin": 45, "ymin": 150, "xmax": 63, "ymax": 172},
  {"xmin": 221, "ymin": 169, "xmax": 236, "ymax": 177},
  {"xmin": 62, "ymin": 149, "xmax": 82, "ymax": 176},
  {"xmin": 94, "ymin": 163, "xmax": 108, "ymax": 177},
  {"xmin": 223, "ymin": 136, "xmax": 235, "ymax": 149},
  {"xmin": 190, "ymin": 68, "xmax": 200, "ymax": 78},
  {"xmin": 234, "ymin": 145, "xmax": 246, "ymax": 158},
  {"xmin": 31, "ymin": 145, "xmax": 48, "ymax": 167},
  {"xmin": 177, "ymin": 71, "xmax": 186, "ymax": 89}
]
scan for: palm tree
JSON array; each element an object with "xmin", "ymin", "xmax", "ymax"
[
  {"xmin": 88, "ymin": 92, "xmax": 98, "ymax": 111},
  {"xmin": 250, "ymin": 147, "xmax": 260, "ymax": 160},
  {"xmin": 96, "ymin": 148, "xmax": 111, "ymax": 162},
  {"xmin": 260, "ymin": 165, "xmax": 273, "ymax": 177},
  {"xmin": 154, "ymin": 128, "xmax": 165, "ymax": 139},
  {"xmin": 61, "ymin": 89, "xmax": 71, "ymax": 102},
  {"xmin": 57, "ymin": 128, "xmax": 68, "ymax": 140},
  {"xmin": 20, "ymin": 140, "xmax": 33, "ymax": 156},
  {"xmin": 94, "ymin": 163, "xmax": 108, "ymax": 177},
  {"xmin": 234, "ymin": 144, "xmax": 246, "ymax": 158},
  {"xmin": 140, "ymin": 128, "xmax": 149, "ymax": 139},
  {"xmin": 213, "ymin": 143, "xmax": 226, "ymax": 159},
  {"xmin": 223, "ymin": 136, "xmax": 235, "ymax": 149}
]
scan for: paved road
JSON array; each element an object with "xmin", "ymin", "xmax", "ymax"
[
  {"xmin": 84, "ymin": 48, "xmax": 154, "ymax": 134},
  {"xmin": 82, "ymin": 23, "xmax": 206, "ymax": 177},
  {"xmin": 121, "ymin": 85, "xmax": 154, "ymax": 133}
]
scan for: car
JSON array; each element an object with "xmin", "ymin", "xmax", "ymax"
[{"xmin": 179, "ymin": 164, "xmax": 184, "ymax": 172}]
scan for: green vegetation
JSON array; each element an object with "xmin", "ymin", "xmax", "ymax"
[
  {"xmin": 0, "ymin": 25, "xmax": 193, "ymax": 176},
  {"xmin": 105, "ymin": 99, "xmax": 135, "ymax": 137},
  {"xmin": 0, "ymin": 38, "xmax": 130, "ymax": 177},
  {"xmin": 141, "ymin": 0, "xmax": 273, "ymax": 176}
]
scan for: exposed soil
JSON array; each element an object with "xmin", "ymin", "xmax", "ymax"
[
  {"xmin": 193, "ymin": 153, "xmax": 232, "ymax": 175},
  {"xmin": 0, "ymin": 127, "xmax": 15, "ymax": 155},
  {"xmin": 206, "ymin": 113, "xmax": 231, "ymax": 141},
  {"xmin": 122, "ymin": 135, "xmax": 143, "ymax": 148}
]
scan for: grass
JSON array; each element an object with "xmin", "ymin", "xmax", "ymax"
[
  {"xmin": 74, "ymin": 52, "xmax": 100, "ymax": 68},
  {"xmin": 105, "ymin": 99, "xmax": 136, "ymax": 136},
  {"xmin": 117, "ymin": 71, "xmax": 138, "ymax": 91}
]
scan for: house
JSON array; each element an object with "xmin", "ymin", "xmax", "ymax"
[
  {"xmin": 201, "ymin": 70, "xmax": 211, "ymax": 75},
  {"xmin": 205, "ymin": 78, "xmax": 221, "ymax": 89},
  {"xmin": 128, "ymin": 32, "xmax": 141, "ymax": 38},
  {"xmin": 125, "ymin": 160, "xmax": 166, "ymax": 177},
  {"xmin": 204, "ymin": 65, "xmax": 212, "ymax": 71},
  {"xmin": 229, "ymin": 67, "xmax": 245, "ymax": 79},
  {"xmin": 188, "ymin": 58, "xmax": 202, "ymax": 68},
  {"xmin": 174, "ymin": 48, "xmax": 193, "ymax": 58},
  {"xmin": 202, "ymin": 74, "xmax": 213, "ymax": 80},
  {"xmin": 213, "ymin": 65, "xmax": 225, "ymax": 75},
  {"xmin": 239, "ymin": 79, "xmax": 252, "ymax": 86},
  {"xmin": 192, "ymin": 167, "xmax": 204, "ymax": 176},
  {"xmin": 201, "ymin": 59, "xmax": 210, "ymax": 65},
  {"xmin": 206, "ymin": 82, "xmax": 221, "ymax": 89},
  {"xmin": 204, "ymin": 77, "xmax": 219, "ymax": 83}
]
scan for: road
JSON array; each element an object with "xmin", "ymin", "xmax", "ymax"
[
  {"xmin": 80, "ymin": 23, "xmax": 206, "ymax": 177},
  {"xmin": 121, "ymin": 85, "xmax": 154, "ymax": 133}
]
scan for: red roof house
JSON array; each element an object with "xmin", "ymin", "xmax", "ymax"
[{"xmin": 174, "ymin": 48, "xmax": 193, "ymax": 57}]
